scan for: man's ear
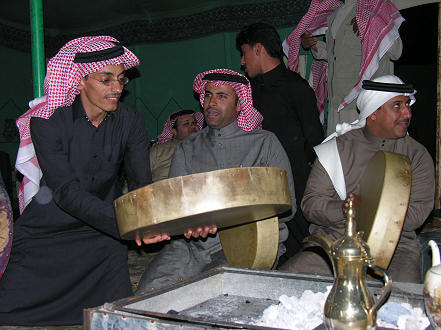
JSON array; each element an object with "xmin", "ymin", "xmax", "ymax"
[
  {"xmin": 254, "ymin": 43, "xmax": 263, "ymax": 56},
  {"xmin": 235, "ymin": 102, "xmax": 241, "ymax": 116},
  {"xmin": 368, "ymin": 114, "xmax": 377, "ymax": 122},
  {"xmin": 171, "ymin": 128, "xmax": 178, "ymax": 138},
  {"xmin": 77, "ymin": 78, "xmax": 86, "ymax": 91},
  {"xmin": 368, "ymin": 109, "xmax": 379, "ymax": 121}
]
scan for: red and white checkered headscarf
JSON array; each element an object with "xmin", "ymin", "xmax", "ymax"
[
  {"xmin": 286, "ymin": 0, "xmax": 341, "ymax": 73},
  {"xmin": 16, "ymin": 36, "xmax": 140, "ymax": 213},
  {"xmin": 193, "ymin": 69, "xmax": 263, "ymax": 132},
  {"xmin": 285, "ymin": 0, "xmax": 403, "ymax": 120},
  {"xmin": 156, "ymin": 110, "xmax": 205, "ymax": 144}
]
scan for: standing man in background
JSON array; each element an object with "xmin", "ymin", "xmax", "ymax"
[
  {"xmin": 285, "ymin": 0, "xmax": 403, "ymax": 136},
  {"xmin": 236, "ymin": 23, "xmax": 324, "ymax": 263}
]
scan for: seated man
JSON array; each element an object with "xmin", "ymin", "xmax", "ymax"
[
  {"xmin": 150, "ymin": 110, "xmax": 204, "ymax": 182},
  {"xmin": 136, "ymin": 68, "xmax": 296, "ymax": 293},
  {"xmin": 280, "ymin": 75, "xmax": 435, "ymax": 283}
]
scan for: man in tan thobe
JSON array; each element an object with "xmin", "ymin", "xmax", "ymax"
[{"xmin": 280, "ymin": 75, "xmax": 434, "ymax": 283}]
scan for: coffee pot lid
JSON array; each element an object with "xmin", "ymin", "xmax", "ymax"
[{"xmin": 332, "ymin": 201, "xmax": 371, "ymax": 259}]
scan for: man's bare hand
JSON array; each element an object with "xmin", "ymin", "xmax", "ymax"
[
  {"xmin": 342, "ymin": 193, "xmax": 360, "ymax": 217},
  {"xmin": 184, "ymin": 224, "xmax": 218, "ymax": 239},
  {"xmin": 301, "ymin": 31, "xmax": 318, "ymax": 51},
  {"xmin": 351, "ymin": 17, "xmax": 360, "ymax": 37},
  {"xmin": 135, "ymin": 231, "xmax": 170, "ymax": 246}
]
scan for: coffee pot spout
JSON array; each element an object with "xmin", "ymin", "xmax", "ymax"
[
  {"xmin": 429, "ymin": 240, "xmax": 441, "ymax": 267},
  {"xmin": 304, "ymin": 235, "xmax": 334, "ymax": 256}
]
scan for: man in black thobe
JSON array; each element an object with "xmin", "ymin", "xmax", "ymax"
[
  {"xmin": 236, "ymin": 23, "xmax": 324, "ymax": 263},
  {"xmin": 0, "ymin": 36, "xmax": 162, "ymax": 326}
]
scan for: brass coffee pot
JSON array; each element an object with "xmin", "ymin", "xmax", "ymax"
[{"xmin": 306, "ymin": 201, "xmax": 392, "ymax": 329}]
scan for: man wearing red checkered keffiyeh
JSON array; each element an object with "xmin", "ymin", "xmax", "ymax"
[
  {"xmin": 155, "ymin": 110, "xmax": 204, "ymax": 144},
  {"xmin": 0, "ymin": 36, "xmax": 159, "ymax": 326},
  {"xmin": 136, "ymin": 69, "xmax": 297, "ymax": 293},
  {"xmin": 16, "ymin": 35, "xmax": 140, "ymax": 213},
  {"xmin": 193, "ymin": 68, "xmax": 264, "ymax": 131},
  {"xmin": 150, "ymin": 110, "xmax": 204, "ymax": 182},
  {"xmin": 284, "ymin": 0, "xmax": 403, "ymax": 136}
]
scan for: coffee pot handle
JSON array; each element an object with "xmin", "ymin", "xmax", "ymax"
[{"xmin": 368, "ymin": 264, "xmax": 393, "ymax": 315}]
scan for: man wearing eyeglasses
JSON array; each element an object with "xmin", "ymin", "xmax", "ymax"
[
  {"xmin": 0, "ymin": 36, "xmax": 183, "ymax": 326},
  {"xmin": 150, "ymin": 110, "xmax": 204, "ymax": 182}
]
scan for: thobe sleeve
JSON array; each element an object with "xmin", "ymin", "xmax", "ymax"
[
  {"xmin": 123, "ymin": 112, "xmax": 152, "ymax": 190},
  {"xmin": 168, "ymin": 143, "xmax": 190, "ymax": 178},
  {"xmin": 293, "ymin": 81, "xmax": 324, "ymax": 162},
  {"xmin": 301, "ymin": 158, "xmax": 346, "ymax": 227},
  {"xmin": 266, "ymin": 134, "xmax": 297, "ymax": 219},
  {"xmin": 386, "ymin": 37, "xmax": 403, "ymax": 60},
  {"xmin": 149, "ymin": 145, "xmax": 159, "ymax": 182},
  {"xmin": 403, "ymin": 149, "xmax": 435, "ymax": 232},
  {"xmin": 31, "ymin": 117, "xmax": 119, "ymax": 239},
  {"xmin": 311, "ymin": 40, "xmax": 328, "ymax": 60}
]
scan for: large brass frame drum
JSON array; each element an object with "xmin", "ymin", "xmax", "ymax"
[
  {"xmin": 219, "ymin": 217, "xmax": 279, "ymax": 269},
  {"xmin": 358, "ymin": 151, "xmax": 412, "ymax": 269},
  {"xmin": 114, "ymin": 167, "xmax": 292, "ymax": 269}
]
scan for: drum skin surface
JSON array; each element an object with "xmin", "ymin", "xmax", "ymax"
[
  {"xmin": 114, "ymin": 167, "xmax": 291, "ymax": 240},
  {"xmin": 359, "ymin": 151, "xmax": 411, "ymax": 269}
]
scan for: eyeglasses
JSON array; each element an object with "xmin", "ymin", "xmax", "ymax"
[{"xmin": 88, "ymin": 76, "xmax": 129, "ymax": 86}]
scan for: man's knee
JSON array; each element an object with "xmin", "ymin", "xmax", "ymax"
[
  {"xmin": 387, "ymin": 243, "xmax": 421, "ymax": 283},
  {"xmin": 278, "ymin": 246, "xmax": 333, "ymax": 276}
]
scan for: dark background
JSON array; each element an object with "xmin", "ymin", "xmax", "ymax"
[{"xmin": 395, "ymin": 3, "xmax": 439, "ymax": 162}]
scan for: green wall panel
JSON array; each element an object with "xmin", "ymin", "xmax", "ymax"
[{"xmin": 0, "ymin": 46, "xmax": 33, "ymax": 162}]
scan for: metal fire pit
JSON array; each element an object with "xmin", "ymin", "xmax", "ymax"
[{"xmin": 84, "ymin": 267, "xmax": 424, "ymax": 329}]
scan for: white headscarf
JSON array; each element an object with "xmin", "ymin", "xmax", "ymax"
[
  {"xmin": 325, "ymin": 75, "xmax": 416, "ymax": 141},
  {"xmin": 315, "ymin": 74, "xmax": 416, "ymax": 200}
]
